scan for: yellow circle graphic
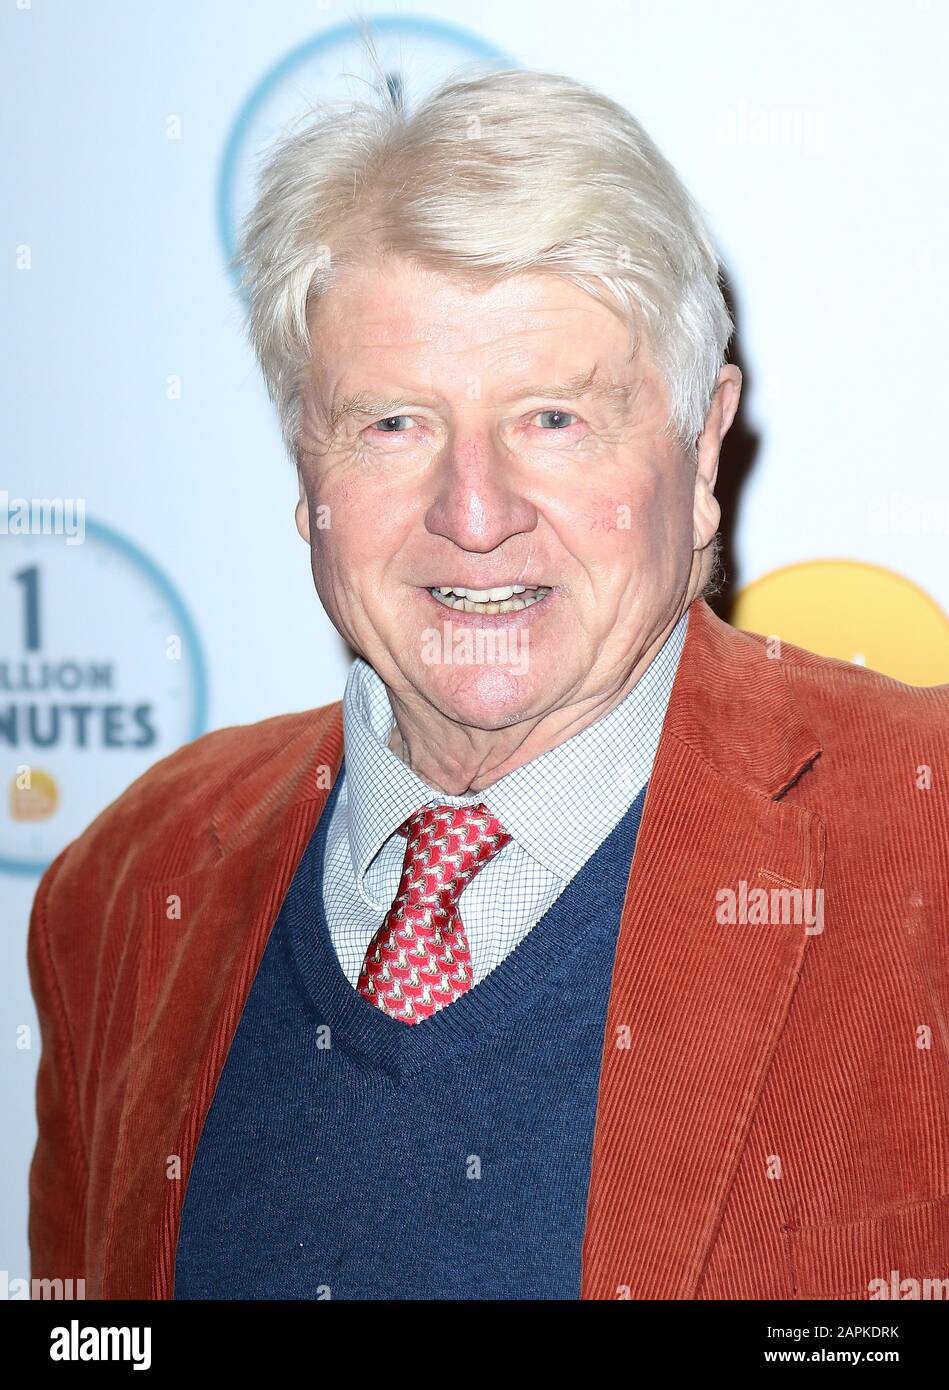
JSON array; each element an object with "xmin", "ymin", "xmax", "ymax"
[{"xmin": 731, "ymin": 561, "xmax": 949, "ymax": 687}]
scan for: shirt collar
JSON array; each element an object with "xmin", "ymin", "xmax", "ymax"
[{"xmin": 342, "ymin": 609, "xmax": 689, "ymax": 908}]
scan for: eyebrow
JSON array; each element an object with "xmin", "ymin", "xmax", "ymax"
[
  {"xmin": 328, "ymin": 391, "xmax": 409, "ymax": 434},
  {"xmin": 507, "ymin": 364, "xmax": 631, "ymax": 407},
  {"xmin": 327, "ymin": 364, "xmax": 632, "ymax": 433}
]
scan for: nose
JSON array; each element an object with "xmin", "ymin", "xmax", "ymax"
[{"xmin": 424, "ymin": 434, "xmax": 539, "ymax": 554}]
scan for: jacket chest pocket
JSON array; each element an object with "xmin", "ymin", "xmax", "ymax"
[{"xmin": 786, "ymin": 1194, "xmax": 949, "ymax": 1299}]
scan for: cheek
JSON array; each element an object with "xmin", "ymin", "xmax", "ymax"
[
  {"xmin": 586, "ymin": 494, "xmax": 641, "ymax": 536},
  {"xmin": 585, "ymin": 471, "xmax": 691, "ymax": 550},
  {"xmin": 577, "ymin": 470, "xmax": 694, "ymax": 611},
  {"xmin": 308, "ymin": 473, "xmax": 378, "ymax": 569}
]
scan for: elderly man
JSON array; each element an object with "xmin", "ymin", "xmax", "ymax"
[{"xmin": 28, "ymin": 67, "xmax": 949, "ymax": 1301}]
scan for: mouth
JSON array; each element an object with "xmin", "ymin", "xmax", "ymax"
[{"xmin": 426, "ymin": 583, "xmax": 552, "ymax": 615}]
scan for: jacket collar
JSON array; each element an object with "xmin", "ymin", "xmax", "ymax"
[{"xmin": 664, "ymin": 596, "xmax": 821, "ymax": 799}]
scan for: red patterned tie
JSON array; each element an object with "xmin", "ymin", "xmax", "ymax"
[{"xmin": 357, "ymin": 803, "xmax": 511, "ymax": 1024}]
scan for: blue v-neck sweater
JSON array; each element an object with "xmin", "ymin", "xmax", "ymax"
[{"xmin": 173, "ymin": 762, "xmax": 649, "ymax": 1300}]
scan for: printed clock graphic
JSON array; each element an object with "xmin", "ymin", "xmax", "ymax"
[{"xmin": 1, "ymin": 517, "xmax": 207, "ymax": 875}]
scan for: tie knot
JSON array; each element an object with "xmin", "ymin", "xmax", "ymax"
[{"xmin": 396, "ymin": 802, "xmax": 511, "ymax": 904}]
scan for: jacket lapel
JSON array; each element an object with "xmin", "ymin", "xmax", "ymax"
[{"xmin": 581, "ymin": 599, "xmax": 825, "ymax": 1297}]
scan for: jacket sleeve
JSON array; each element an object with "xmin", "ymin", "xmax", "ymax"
[{"xmin": 26, "ymin": 844, "xmax": 89, "ymax": 1288}]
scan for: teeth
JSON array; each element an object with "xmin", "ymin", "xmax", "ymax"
[
  {"xmin": 440, "ymin": 584, "xmax": 527, "ymax": 601},
  {"xmin": 428, "ymin": 583, "xmax": 551, "ymax": 614}
]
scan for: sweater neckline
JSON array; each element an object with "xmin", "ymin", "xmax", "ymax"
[{"xmin": 280, "ymin": 757, "xmax": 648, "ymax": 1078}]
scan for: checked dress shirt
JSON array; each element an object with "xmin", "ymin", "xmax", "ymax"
[{"xmin": 321, "ymin": 608, "xmax": 688, "ymax": 989}]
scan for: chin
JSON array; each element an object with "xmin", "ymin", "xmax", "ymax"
[{"xmin": 420, "ymin": 663, "xmax": 545, "ymax": 731}]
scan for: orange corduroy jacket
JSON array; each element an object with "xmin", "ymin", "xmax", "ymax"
[{"xmin": 26, "ymin": 597, "xmax": 949, "ymax": 1299}]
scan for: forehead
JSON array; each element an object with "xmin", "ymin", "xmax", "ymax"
[{"xmin": 310, "ymin": 255, "xmax": 638, "ymax": 378}]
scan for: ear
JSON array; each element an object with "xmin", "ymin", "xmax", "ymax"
[
  {"xmin": 692, "ymin": 363, "xmax": 742, "ymax": 548},
  {"xmin": 294, "ymin": 468, "xmax": 311, "ymax": 544}
]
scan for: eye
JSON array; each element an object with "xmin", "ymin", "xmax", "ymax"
[
  {"xmin": 370, "ymin": 414, "xmax": 416, "ymax": 433},
  {"xmin": 532, "ymin": 408, "xmax": 578, "ymax": 430}
]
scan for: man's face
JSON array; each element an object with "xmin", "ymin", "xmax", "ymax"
[{"xmin": 296, "ymin": 254, "xmax": 707, "ymax": 731}]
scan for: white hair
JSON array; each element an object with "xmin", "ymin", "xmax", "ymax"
[{"xmin": 235, "ymin": 62, "xmax": 734, "ymax": 468}]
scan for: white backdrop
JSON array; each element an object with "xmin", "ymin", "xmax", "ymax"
[{"xmin": 3, "ymin": 0, "xmax": 948, "ymax": 1288}]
